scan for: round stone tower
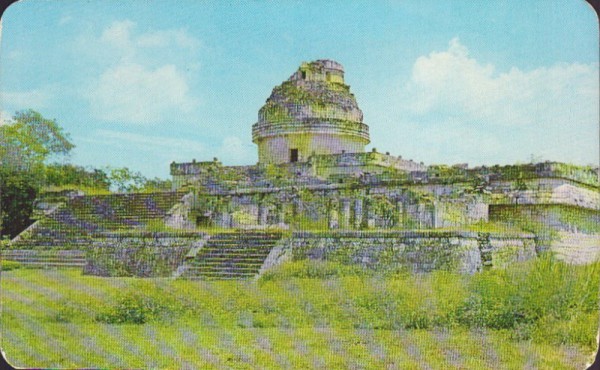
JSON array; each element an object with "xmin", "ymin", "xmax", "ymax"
[{"xmin": 252, "ymin": 59, "xmax": 370, "ymax": 164}]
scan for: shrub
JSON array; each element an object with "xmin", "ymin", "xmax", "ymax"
[
  {"xmin": 455, "ymin": 255, "xmax": 600, "ymax": 339},
  {"xmin": 53, "ymin": 299, "xmax": 80, "ymax": 323},
  {"xmin": 96, "ymin": 292, "xmax": 166, "ymax": 324},
  {"xmin": 95, "ymin": 284, "xmax": 178, "ymax": 324},
  {"xmin": 260, "ymin": 260, "xmax": 367, "ymax": 281}
]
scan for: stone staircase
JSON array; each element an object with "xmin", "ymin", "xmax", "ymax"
[
  {"xmin": 1, "ymin": 249, "xmax": 86, "ymax": 268},
  {"xmin": 181, "ymin": 232, "xmax": 282, "ymax": 280},
  {"xmin": 11, "ymin": 191, "xmax": 186, "ymax": 249}
]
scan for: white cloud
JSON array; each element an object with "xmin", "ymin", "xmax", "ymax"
[
  {"xmin": 216, "ymin": 136, "xmax": 256, "ymax": 165},
  {"xmin": 404, "ymin": 37, "xmax": 598, "ymax": 128},
  {"xmin": 92, "ymin": 129, "xmax": 205, "ymax": 150},
  {"xmin": 98, "ymin": 20, "xmax": 200, "ymax": 58},
  {"xmin": 74, "ymin": 129, "xmax": 256, "ymax": 177},
  {"xmin": 58, "ymin": 15, "xmax": 73, "ymax": 26},
  {"xmin": 0, "ymin": 110, "xmax": 13, "ymax": 126},
  {"xmin": 87, "ymin": 20, "xmax": 201, "ymax": 124},
  {"xmin": 397, "ymin": 38, "xmax": 599, "ymax": 165},
  {"xmin": 1, "ymin": 88, "xmax": 52, "ymax": 110},
  {"xmin": 89, "ymin": 62, "xmax": 197, "ymax": 124},
  {"xmin": 100, "ymin": 20, "xmax": 136, "ymax": 54},
  {"xmin": 137, "ymin": 29, "xmax": 201, "ymax": 50}
]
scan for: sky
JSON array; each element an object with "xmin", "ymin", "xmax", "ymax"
[{"xmin": 1, "ymin": 0, "xmax": 598, "ymax": 179}]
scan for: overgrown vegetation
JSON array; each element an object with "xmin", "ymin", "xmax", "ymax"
[
  {"xmin": 2, "ymin": 256, "xmax": 598, "ymax": 368},
  {"xmin": 95, "ymin": 283, "xmax": 180, "ymax": 324},
  {"xmin": 260, "ymin": 260, "xmax": 368, "ymax": 280}
]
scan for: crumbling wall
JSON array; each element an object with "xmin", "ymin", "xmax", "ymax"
[
  {"xmin": 285, "ymin": 231, "xmax": 536, "ymax": 274},
  {"xmin": 84, "ymin": 233, "xmax": 204, "ymax": 277}
]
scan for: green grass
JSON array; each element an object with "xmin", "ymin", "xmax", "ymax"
[
  {"xmin": 1, "ymin": 257, "xmax": 599, "ymax": 369},
  {"xmin": 1, "ymin": 260, "xmax": 22, "ymax": 271}
]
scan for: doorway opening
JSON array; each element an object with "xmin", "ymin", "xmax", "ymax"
[{"xmin": 290, "ymin": 148, "xmax": 299, "ymax": 163}]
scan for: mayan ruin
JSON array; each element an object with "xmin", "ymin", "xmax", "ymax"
[
  {"xmin": 5, "ymin": 59, "xmax": 599, "ymax": 279},
  {"xmin": 2, "ymin": 1, "xmax": 599, "ymax": 367}
]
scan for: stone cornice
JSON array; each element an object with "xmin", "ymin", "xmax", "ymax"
[{"xmin": 252, "ymin": 119, "xmax": 370, "ymax": 143}]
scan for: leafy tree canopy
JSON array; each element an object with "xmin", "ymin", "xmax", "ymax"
[
  {"xmin": 0, "ymin": 110, "xmax": 74, "ymax": 237},
  {"xmin": 0, "ymin": 109, "xmax": 74, "ymax": 172}
]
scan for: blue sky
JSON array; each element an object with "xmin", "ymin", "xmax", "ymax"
[{"xmin": 1, "ymin": 0, "xmax": 598, "ymax": 178}]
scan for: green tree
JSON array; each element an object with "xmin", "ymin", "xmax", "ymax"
[
  {"xmin": 0, "ymin": 110, "xmax": 74, "ymax": 237},
  {"xmin": 140, "ymin": 177, "xmax": 172, "ymax": 192},
  {"xmin": 0, "ymin": 109, "xmax": 74, "ymax": 173},
  {"xmin": 0, "ymin": 169, "xmax": 37, "ymax": 238},
  {"xmin": 44, "ymin": 164, "xmax": 110, "ymax": 190},
  {"xmin": 107, "ymin": 167, "xmax": 147, "ymax": 193}
]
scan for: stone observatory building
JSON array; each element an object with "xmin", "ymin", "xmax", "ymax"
[
  {"xmin": 252, "ymin": 60, "xmax": 370, "ymax": 164},
  {"xmin": 12, "ymin": 59, "xmax": 600, "ymax": 278},
  {"xmin": 163, "ymin": 59, "xmax": 599, "ymax": 271}
]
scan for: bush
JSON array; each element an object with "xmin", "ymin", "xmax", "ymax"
[
  {"xmin": 456, "ymin": 269, "xmax": 526, "ymax": 329},
  {"xmin": 95, "ymin": 284, "xmax": 178, "ymax": 324},
  {"xmin": 455, "ymin": 255, "xmax": 600, "ymax": 338},
  {"xmin": 53, "ymin": 299, "xmax": 80, "ymax": 323},
  {"xmin": 96, "ymin": 294, "xmax": 158, "ymax": 324},
  {"xmin": 260, "ymin": 260, "xmax": 367, "ymax": 281}
]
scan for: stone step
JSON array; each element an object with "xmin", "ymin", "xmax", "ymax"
[
  {"xmin": 186, "ymin": 271, "xmax": 256, "ymax": 277},
  {"xmin": 204, "ymin": 243, "xmax": 275, "ymax": 248},
  {"xmin": 211, "ymin": 236, "xmax": 281, "ymax": 241},
  {"xmin": 201, "ymin": 250, "xmax": 273, "ymax": 255},
  {"xmin": 190, "ymin": 260, "xmax": 264, "ymax": 266},
  {"xmin": 193, "ymin": 255, "xmax": 267, "ymax": 261},
  {"xmin": 190, "ymin": 258, "xmax": 263, "ymax": 266},
  {"xmin": 189, "ymin": 266, "xmax": 262, "ymax": 271},
  {"xmin": 204, "ymin": 244, "xmax": 274, "ymax": 249},
  {"xmin": 183, "ymin": 275, "xmax": 254, "ymax": 280},
  {"xmin": 3, "ymin": 257, "xmax": 86, "ymax": 263},
  {"xmin": 205, "ymin": 241, "xmax": 276, "ymax": 246},
  {"xmin": 192, "ymin": 257, "xmax": 266, "ymax": 263},
  {"xmin": 4, "ymin": 261, "xmax": 85, "ymax": 267},
  {"xmin": 198, "ymin": 253, "xmax": 270, "ymax": 259},
  {"xmin": 185, "ymin": 266, "xmax": 259, "ymax": 273},
  {"xmin": 2, "ymin": 251, "xmax": 86, "ymax": 257},
  {"xmin": 180, "ymin": 231, "xmax": 281, "ymax": 280}
]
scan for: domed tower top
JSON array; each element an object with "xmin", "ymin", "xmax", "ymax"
[
  {"xmin": 290, "ymin": 59, "xmax": 345, "ymax": 83},
  {"xmin": 252, "ymin": 59, "xmax": 370, "ymax": 164}
]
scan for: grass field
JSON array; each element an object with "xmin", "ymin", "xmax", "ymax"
[{"xmin": 1, "ymin": 258, "xmax": 599, "ymax": 369}]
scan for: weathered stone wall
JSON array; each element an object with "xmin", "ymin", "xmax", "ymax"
[
  {"xmin": 489, "ymin": 204, "xmax": 600, "ymax": 234},
  {"xmin": 550, "ymin": 231, "xmax": 600, "ymax": 264},
  {"xmin": 256, "ymin": 131, "xmax": 367, "ymax": 164},
  {"xmin": 83, "ymin": 233, "xmax": 204, "ymax": 277},
  {"xmin": 188, "ymin": 185, "xmax": 489, "ymax": 231},
  {"xmin": 311, "ymin": 151, "xmax": 427, "ymax": 178},
  {"xmin": 164, "ymin": 192, "xmax": 195, "ymax": 229},
  {"xmin": 284, "ymin": 231, "xmax": 536, "ymax": 274}
]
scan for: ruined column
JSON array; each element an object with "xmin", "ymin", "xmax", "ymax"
[
  {"xmin": 277, "ymin": 205, "xmax": 285, "ymax": 225},
  {"xmin": 354, "ymin": 198, "xmax": 363, "ymax": 229},
  {"xmin": 396, "ymin": 201, "xmax": 405, "ymax": 228},
  {"xmin": 258, "ymin": 204, "xmax": 269, "ymax": 225},
  {"xmin": 431, "ymin": 201, "xmax": 438, "ymax": 228},
  {"xmin": 221, "ymin": 211, "xmax": 232, "ymax": 228},
  {"xmin": 293, "ymin": 197, "xmax": 303, "ymax": 217},
  {"xmin": 328, "ymin": 199, "xmax": 339, "ymax": 229},
  {"xmin": 364, "ymin": 198, "xmax": 374, "ymax": 229},
  {"xmin": 417, "ymin": 203, "xmax": 425, "ymax": 229},
  {"xmin": 340, "ymin": 199, "xmax": 351, "ymax": 229}
]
